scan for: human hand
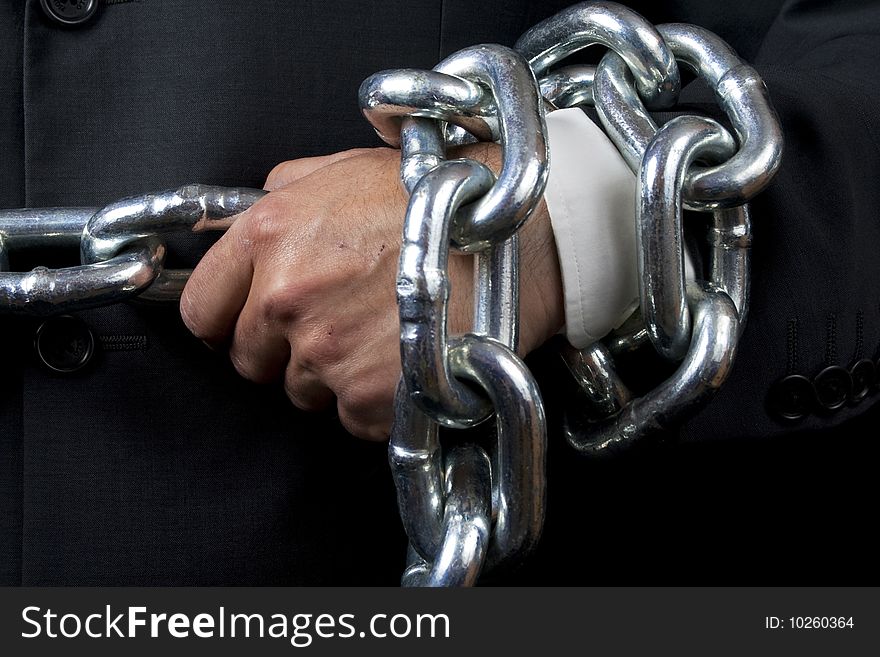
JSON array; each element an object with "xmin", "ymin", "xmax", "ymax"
[{"xmin": 180, "ymin": 145, "xmax": 563, "ymax": 440}]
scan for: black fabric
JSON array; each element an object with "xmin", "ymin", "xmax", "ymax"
[
  {"xmin": 0, "ymin": 0, "xmax": 27, "ymax": 589},
  {"xmin": 0, "ymin": 0, "xmax": 878, "ymax": 585},
  {"xmin": 679, "ymin": 0, "xmax": 880, "ymax": 444}
]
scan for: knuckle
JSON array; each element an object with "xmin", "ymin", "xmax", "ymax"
[
  {"xmin": 335, "ymin": 372, "xmax": 395, "ymax": 441},
  {"xmin": 229, "ymin": 349, "xmax": 259, "ymax": 382},
  {"xmin": 285, "ymin": 390, "xmax": 318, "ymax": 413},
  {"xmin": 228, "ymin": 342, "xmax": 280, "ymax": 385},
  {"xmin": 338, "ymin": 387, "xmax": 372, "ymax": 416},
  {"xmin": 336, "ymin": 404, "xmax": 387, "ymax": 442},
  {"xmin": 297, "ymin": 329, "xmax": 342, "ymax": 371},
  {"xmin": 259, "ymin": 279, "xmax": 310, "ymax": 324},
  {"xmin": 338, "ymin": 385, "xmax": 383, "ymax": 421},
  {"xmin": 283, "ymin": 377, "xmax": 331, "ymax": 413},
  {"xmin": 239, "ymin": 196, "xmax": 287, "ymax": 246}
]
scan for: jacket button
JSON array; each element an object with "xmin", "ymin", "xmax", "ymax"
[
  {"xmin": 849, "ymin": 359, "xmax": 875, "ymax": 402},
  {"xmin": 34, "ymin": 315, "xmax": 96, "ymax": 374},
  {"xmin": 813, "ymin": 365, "xmax": 852, "ymax": 411},
  {"xmin": 767, "ymin": 374, "xmax": 814, "ymax": 421},
  {"xmin": 40, "ymin": 0, "xmax": 98, "ymax": 26}
]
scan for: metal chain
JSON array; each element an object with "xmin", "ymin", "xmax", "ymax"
[
  {"xmin": 0, "ymin": 185, "xmax": 264, "ymax": 315},
  {"xmin": 362, "ymin": 0, "xmax": 783, "ymax": 584},
  {"xmin": 361, "ymin": 42, "xmax": 550, "ymax": 586},
  {"xmin": 515, "ymin": 1, "xmax": 782, "ymax": 456}
]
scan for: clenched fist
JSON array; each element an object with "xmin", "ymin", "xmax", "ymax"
[{"xmin": 180, "ymin": 146, "xmax": 563, "ymax": 440}]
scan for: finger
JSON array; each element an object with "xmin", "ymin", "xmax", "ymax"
[
  {"xmin": 333, "ymin": 357, "xmax": 399, "ymax": 441},
  {"xmin": 336, "ymin": 398, "xmax": 393, "ymax": 442},
  {"xmin": 284, "ymin": 362, "xmax": 335, "ymax": 412},
  {"xmin": 180, "ymin": 221, "xmax": 254, "ymax": 347},
  {"xmin": 227, "ymin": 288, "xmax": 291, "ymax": 384},
  {"xmin": 263, "ymin": 148, "xmax": 378, "ymax": 191}
]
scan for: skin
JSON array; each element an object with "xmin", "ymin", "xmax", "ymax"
[{"xmin": 180, "ymin": 144, "xmax": 564, "ymax": 441}]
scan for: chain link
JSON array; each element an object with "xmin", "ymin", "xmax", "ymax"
[
  {"xmin": 361, "ymin": 42, "xmax": 550, "ymax": 586},
  {"xmin": 0, "ymin": 185, "xmax": 263, "ymax": 315},
  {"xmin": 515, "ymin": 1, "xmax": 680, "ymax": 108},
  {"xmin": 638, "ymin": 115, "xmax": 737, "ymax": 361}
]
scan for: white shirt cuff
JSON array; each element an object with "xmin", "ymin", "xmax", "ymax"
[{"xmin": 543, "ymin": 108, "xmax": 695, "ymax": 349}]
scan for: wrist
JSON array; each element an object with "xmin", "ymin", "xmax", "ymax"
[
  {"xmin": 518, "ymin": 198, "xmax": 565, "ymax": 354},
  {"xmin": 449, "ymin": 142, "xmax": 564, "ymax": 354}
]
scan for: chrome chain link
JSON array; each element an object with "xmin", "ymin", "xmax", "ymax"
[
  {"xmin": 361, "ymin": 42, "xmax": 550, "ymax": 586},
  {"xmin": 0, "ymin": 185, "xmax": 264, "ymax": 315}
]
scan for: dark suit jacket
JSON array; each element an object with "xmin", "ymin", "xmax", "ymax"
[{"xmin": 1, "ymin": 0, "xmax": 878, "ymax": 585}]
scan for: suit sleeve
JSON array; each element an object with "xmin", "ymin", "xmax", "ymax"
[{"xmin": 677, "ymin": 0, "xmax": 880, "ymax": 442}]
